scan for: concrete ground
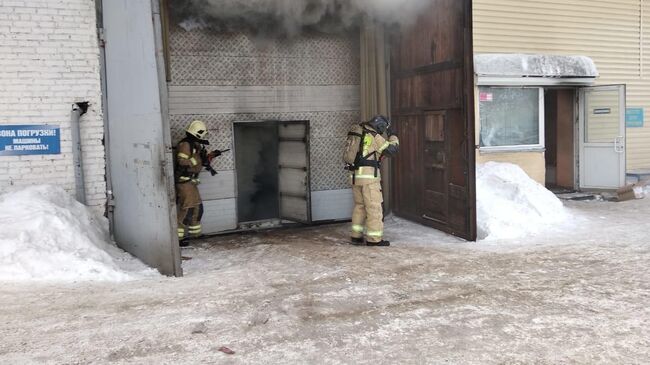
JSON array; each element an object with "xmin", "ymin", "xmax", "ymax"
[{"xmin": 1, "ymin": 199, "xmax": 649, "ymax": 364}]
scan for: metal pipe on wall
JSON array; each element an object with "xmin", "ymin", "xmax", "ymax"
[{"xmin": 71, "ymin": 102, "xmax": 89, "ymax": 204}]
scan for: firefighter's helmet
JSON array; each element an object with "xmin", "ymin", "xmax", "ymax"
[
  {"xmin": 368, "ymin": 115, "xmax": 391, "ymax": 134},
  {"xmin": 186, "ymin": 120, "xmax": 209, "ymax": 143}
]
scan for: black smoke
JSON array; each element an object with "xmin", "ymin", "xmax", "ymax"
[{"xmin": 169, "ymin": 0, "xmax": 430, "ymax": 36}]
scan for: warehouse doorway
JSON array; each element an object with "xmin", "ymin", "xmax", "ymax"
[
  {"xmin": 234, "ymin": 121, "xmax": 312, "ymax": 228},
  {"xmin": 234, "ymin": 122, "xmax": 280, "ymax": 224},
  {"xmin": 101, "ymin": 0, "xmax": 477, "ymax": 276}
]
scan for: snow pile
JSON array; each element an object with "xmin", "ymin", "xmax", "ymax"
[
  {"xmin": 477, "ymin": 162, "xmax": 568, "ymax": 241},
  {"xmin": 633, "ymin": 185, "xmax": 646, "ymax": 199},
  {"xmin": 0, "ymin": 185, "xmax": 153, "ymax": 282}
]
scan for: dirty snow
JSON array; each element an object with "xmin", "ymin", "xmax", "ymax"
[
  {"xmin": 476, "ymin": 162, "xmax": 569, "ymax": 241},
  {"xmin": 2, "ymin": 196, "xmax": 650, "ymax": 364},
  {"xmin": 474, "ymin": 53, "xmax": 599, "ymax": 78},
  {"xmin": 0, "ymin": 185, "xmax": 156, "ymax": 282}
]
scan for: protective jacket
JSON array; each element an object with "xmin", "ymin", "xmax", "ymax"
[
  {"xmin": 174, "ymin": 138, "xmax": 205, "ymax": 240},
  {"xmin": 350, "ymin": 124, "xmax": 399, "ymax": 186},
  {"xmin": 175, "ymin": 138, "xmax": 204, "ymax": 185},
  {"xmin": 349, "ymin": 124, "xmax": 399, "ymax": 243}
]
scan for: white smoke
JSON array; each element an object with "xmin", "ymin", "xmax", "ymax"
[{"xmin": 172, "ymin": 0, "xmax": 431, "ymax": 35}]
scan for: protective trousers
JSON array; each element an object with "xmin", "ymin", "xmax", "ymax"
[
  {"xmin": 351, "ymin": 182, "xmax": 384, "ymax": 243},
  {"xmin": 176, "ymin": 182, "xmax": 203, "ymax": 240}
]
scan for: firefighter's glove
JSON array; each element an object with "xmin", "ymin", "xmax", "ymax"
[
  {"xmin": 204, "ymin": 150, "xmax": 219, "ymax": 163},
  {"xmin": 382, "ymin": 143, "xmax": 399, "ymax": 157}
]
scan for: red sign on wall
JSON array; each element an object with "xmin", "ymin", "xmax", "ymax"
[{"xmin": 479, "ymin": 92, "xmax": 493, "ymax": 102}]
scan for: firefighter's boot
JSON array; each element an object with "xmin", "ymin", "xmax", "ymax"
[
  {"xmin": 350, "ymin": 237, "xmax": 365, "ymax": 245},
  {"xmin": 367, "ymin": 240, "xmax": 390, "ymax": 247}
]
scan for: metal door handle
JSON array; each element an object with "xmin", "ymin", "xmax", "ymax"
[{"xmin": 614, "ymin": 136, "xmax": 624, "ymax": 153}]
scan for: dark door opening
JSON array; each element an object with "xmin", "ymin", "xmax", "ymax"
[
  {"xmin": 234, "ymin": 120, "xmax": 312, "ymax": 226},
  {"xmin": 234, "ymin": 122, "xmax": 280, "ymax": 223},
  {"xmin": 544, "ymin": 89, "xmax": 576, "ymax": 190}
]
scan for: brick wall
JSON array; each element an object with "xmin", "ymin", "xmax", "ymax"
[{"xmin": 0, "ymin": 0, "xmax": 106, "ymax": 209}]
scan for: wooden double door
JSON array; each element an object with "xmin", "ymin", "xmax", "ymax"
[{"xmin": 390, "ymin": 0, "xmax": 476, "ymax": 240}]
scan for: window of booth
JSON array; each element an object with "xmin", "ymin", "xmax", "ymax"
[{"xmin": 479, "ymin": 87, "xmax": 545, "ymax": 151}]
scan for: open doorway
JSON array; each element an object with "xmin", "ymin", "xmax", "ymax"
[
  {"xmin": 544, "ymin": 89, "xmax": 576, "ymax": 190},
  {"xmin": 233, "ymin": 120, "xmax": 312, "ymax": 229},
  {"xmin": 234, "ymin": 122, "xmax": 279, "ymax": 224}
]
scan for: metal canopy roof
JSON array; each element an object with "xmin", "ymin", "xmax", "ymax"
[{"xmin": 474, "ymin": 53, "xmax": 599, "ymax": 86}]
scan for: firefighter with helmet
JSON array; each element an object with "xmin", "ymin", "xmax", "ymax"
[
  {"xmin": 174, "ymin": 120, "xmax": 221, "ymax": 247},
  {"xmin": 347, "ymin": 115, "xmax": 399, "ymax": 246}
]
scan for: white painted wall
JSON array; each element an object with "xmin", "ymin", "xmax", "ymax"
[{"xmin": 0, "ymin": 0, "xmax": 106, "ymax": 209}]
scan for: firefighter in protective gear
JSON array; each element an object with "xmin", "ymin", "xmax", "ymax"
[
  {"xmin": 350, "ymin": 115, "xmax": 399, "ymax": 247},
  {"xmin": 175, "ymin": 120, "xmax": 211, "ymax": 247}
]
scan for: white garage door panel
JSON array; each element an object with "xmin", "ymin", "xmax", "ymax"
[
  {"xmin": 311, "ymin": 189, "xmax": 354, "ymax": 221},
  {"xmin": 201, "ymin": 199, "xmax": 237, "ymax": 234},
  {"xmin": 197, "ymin": 170, "xmax": 236, "ymax": 201}
]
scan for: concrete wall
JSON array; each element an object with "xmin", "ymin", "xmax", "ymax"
[
  {"xmin": 474, "ymin": 0, "xmax": 650, "ymax": 171},
  {"xmin": 0, "ymin": 0, "xmax": 105, "ymax": 209}
]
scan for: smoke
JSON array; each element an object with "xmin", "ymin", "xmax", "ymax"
[{"xmin": 170, "ymin": 0, "xmax": 431, "ymax": 36}]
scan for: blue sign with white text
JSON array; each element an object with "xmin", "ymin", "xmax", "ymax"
[
  {"xmin": 0, "ymin": 125, "xmax": 61, "ymax": 156},
  {"xmin": 626, "ymin": 108, "xmax": 644, "ymax": 128}
]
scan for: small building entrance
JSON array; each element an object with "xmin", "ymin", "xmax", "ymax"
[
  {"xmin": 474, "ymin": 54, "xmax": 626, "ymax": 193},
  {"xmin": 544, "ymin": 89, "xmax": 576, "ymax": 190}
]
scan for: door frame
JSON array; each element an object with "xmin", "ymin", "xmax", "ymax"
[
  {"xmin": 231, "ymin": 120, "xmax": 313, "ymax": 228},
  {"xmin": 577, "ymin": 84, "xmax": 626, "ymax": 190}
]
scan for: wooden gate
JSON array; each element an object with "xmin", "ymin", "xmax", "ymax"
[{"xmin": 391, "ymin": 0, "xmax": 476, "ymax": 240}]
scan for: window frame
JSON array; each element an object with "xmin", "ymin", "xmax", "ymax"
[{"xmin": 478, "ymin": 86, "xmax": 546, "ymax": 153}]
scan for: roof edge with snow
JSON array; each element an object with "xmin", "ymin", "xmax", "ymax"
[{"xmin": 474, "ymin": 54, "xmax": 599, "ymax": 81}]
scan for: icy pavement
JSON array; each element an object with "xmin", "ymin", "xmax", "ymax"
[{"xmin": 1, "ymin": 199, "xmax": 649, "ymax": 364}]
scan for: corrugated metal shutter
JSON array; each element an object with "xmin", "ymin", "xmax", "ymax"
[{"xmin": 474, "ymin": 0, "xmax": 650, "ymax": 170}]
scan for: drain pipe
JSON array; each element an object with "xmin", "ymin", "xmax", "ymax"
[{"xmin": 71, "ymin": 101, "xmax": 89, "ymax": 204}]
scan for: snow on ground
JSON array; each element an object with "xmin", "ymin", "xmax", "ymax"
[
  {"xmin": 0, "ymin": 185, "xmax": 156, "ymax": 282},
  {"xmin": 476, "ymin": 162, "xmax": 570, "ymax": 241},
  {"xmin": 1, "ymin": 177, "xmax": 649, "ymax": 363},
  {"xmin": 1, "ymin": 197, "xmax": 649, "ymax": 364}
]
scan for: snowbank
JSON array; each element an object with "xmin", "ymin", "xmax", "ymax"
[
  {"xmin": 0, "ymin": 185, "xmax": 155, "ymax": 282},
  {"xmin": 477, "ymin": 162, "xmax": 568, "ymax": 241}
]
